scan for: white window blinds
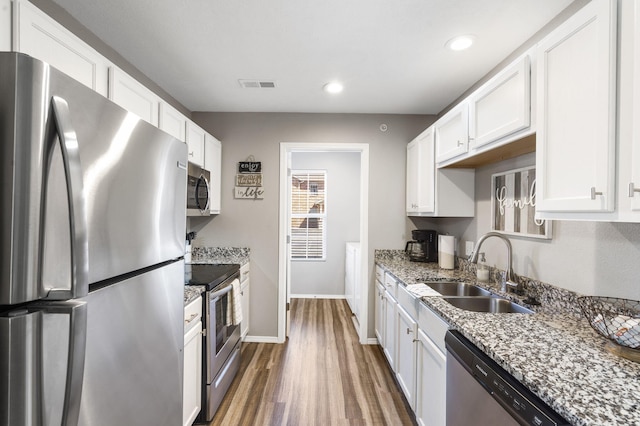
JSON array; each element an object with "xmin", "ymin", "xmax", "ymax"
[{"xmin": 290, "ymin": 171, "xmax": 326, "ymax": 260}]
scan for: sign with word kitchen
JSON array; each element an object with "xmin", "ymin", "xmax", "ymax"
[
  {"xmin": 491, "ymin": 166, "xmax": 551, "ymax": 239},
  {"xmin": 235, "ymin": 160, "xmax": 264, "ymax": 199}
]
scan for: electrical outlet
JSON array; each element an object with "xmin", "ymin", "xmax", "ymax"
[{"xmin": 465, "ymin": 241, "xmax": 474, "ymax": 256}]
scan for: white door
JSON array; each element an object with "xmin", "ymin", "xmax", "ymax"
[
  {"xmin": 396, "ymin": 305, "xmax": 418, "ymax": 409},
  {"xmin": 435, "ymin": 102, "xmax": 469, "ymax": 163},
  {"xmin": 416, "ymin": 329, "xmax": 446, "ymax": 426}
]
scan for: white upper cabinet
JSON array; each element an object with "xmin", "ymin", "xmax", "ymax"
[
  {"xmin": 159, "ymin": 102, "xmax": 187, "ymax": 142},
  {"xmin": 406, "ymin": 127, "xmax": 435, "ymax": 214},
  {"xmin": 434, "ymin": 102, "xmax": 469, "ymax": 163},
  {"xmin": 13, "ymin": 0, "xmax": 110, "ymax": 96},
  {"xmin": 186, "ymin": 122, "xmax": 206, "ymax": 167},
  {"xmin": 629, "ymin": 0, "xmax": 640, "ymax": 215},
  {"xmin": 407, "ymin": 126, "xmax": 475, "ymax": 217},
  {"xmin": 204, "ymin": 133, "xmax": 222, "ymax": 214},
  {"xmin": 536, "ymin": 0, "xmax": 617, "ymax": 215},
  {"xmin": 109, "ymin": 67, "xmax": 160, "ymax": 126},
  {"xmin": 469, "ymin": 55, "xmax": 531, "ymax": 150}
]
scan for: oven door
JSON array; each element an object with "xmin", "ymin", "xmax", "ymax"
[
  {"xmin": 205, "ymin": 278, "xmax": 241, "ymax": 383},
  {"xmin": 186, "ymin": 162, "xmax": 210, "ymax": 216}
]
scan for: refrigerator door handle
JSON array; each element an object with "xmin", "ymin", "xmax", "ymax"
[
  {"xmin": 45, "ymin": 96, "xmax": 89, "ymax": 300},
  {"xmin": 57, "ymin": 301, "xmax": 88, "ymax": 426},
  {"xmin": 0, "ymin": 301, "xmax": 87, "ymax": 426}
]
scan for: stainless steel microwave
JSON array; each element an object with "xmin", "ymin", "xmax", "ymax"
[{"xmin": 186, "ymin": 162, "xmax": 211, "ymax": 216}]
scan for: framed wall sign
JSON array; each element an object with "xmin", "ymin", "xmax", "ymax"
[{"xmin": 491, "ymin": 166, "xmax": 551, "ymax": 239}]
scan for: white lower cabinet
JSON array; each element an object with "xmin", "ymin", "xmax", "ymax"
[
  {"xmin": 239, "ymin": 263, "xmax": 250, "ymax": 339},
  {"xmin": 375, "ymin": 281, "xmax": 385, "ymax": 344},
  {"xmin": 416, "ymin": 329, "xmax": 446, "ymax": 426},
  {"xmin": 382, "ymin": 290, "xmax": 397, "ymax": 370},
  {"xmin": 396, "ymin": 305, "xmax": 418, "ymax": 409},
  {"xmin": 183, "ymin": 297, "xmax": 203, "ymax": 426}
]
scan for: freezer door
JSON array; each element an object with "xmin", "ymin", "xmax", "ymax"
[
  {"xmin": 78, "ymin": 260, "xmax": 184, "ymax": 426},
  {"xmin": 0, "ymin": 52, "xmax": 187, "ymax": 305},
  {"xmin": 0, "ymin": 301, "xmax": 87, "ymax": 426}
]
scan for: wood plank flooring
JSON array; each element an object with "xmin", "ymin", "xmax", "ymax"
[{"xmin": 209, "ymin": 298, "xmax": 416, "ymax": 426}]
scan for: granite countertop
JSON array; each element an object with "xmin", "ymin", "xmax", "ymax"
[
  {"xmin": 184, "ymin": 285, "xmax": 204, "ymax": 306},
  {"xmin": 376, "ymin": 255, "xmax": 640, "ymax": 426},
  {"xmin": 183, "ymin": 247, "xmax": 250, "ymax": 306}
]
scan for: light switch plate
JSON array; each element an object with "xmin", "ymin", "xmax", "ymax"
[{"xmin": 465, "ymin": 241, "xmax": 474, "ymax": 256}]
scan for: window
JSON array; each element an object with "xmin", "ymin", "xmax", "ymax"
[{"xmin": 290, "ymin": 170, "xmax": 326, "ymax": 260}]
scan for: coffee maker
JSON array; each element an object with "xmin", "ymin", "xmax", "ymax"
[{"xmin": 405, "ymin": 229, "xmax": 438, "ymax": 262}]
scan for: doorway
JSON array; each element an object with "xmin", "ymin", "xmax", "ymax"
[{"xmin": 278, "ymin": 143, "xmax": 369, "ymax": 344}]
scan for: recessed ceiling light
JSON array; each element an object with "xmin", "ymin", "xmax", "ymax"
[
  {"xmin": 446, "ymin": 35, "xmax": 475, "ymax": 51},
  {"xmin": 323, "ymin": 82, "xmax": 344, "ymax": 94}
]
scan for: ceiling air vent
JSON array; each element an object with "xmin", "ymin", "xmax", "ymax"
[{"xmin": 238, "ymin": 79, "xmax": 277, "ymax": 89}]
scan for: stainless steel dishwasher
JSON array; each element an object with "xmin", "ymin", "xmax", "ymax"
[{"xmin": 445, "ymin": 330, "xmax": 570, "ymax": 426}]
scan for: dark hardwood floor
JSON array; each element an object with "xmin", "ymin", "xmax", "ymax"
[{"xmin": 209, "ymin": 298, "xmax": 416, "ymax": 425}]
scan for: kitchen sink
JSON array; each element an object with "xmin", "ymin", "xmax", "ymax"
[
  {"xmin": 424, "ymin": 281, "xmax": 493, "ymax": 297},
  {"xmin": 442, "ymin": 296, "xmax": 534, "ymax": 314}
]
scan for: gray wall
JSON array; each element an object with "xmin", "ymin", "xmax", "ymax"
[
  {"xmin": 290, "ymin": 152, "xmax": 361, "ymax": 297},
  {"xmin": 410, "ymin": 153, "xmax": 640, "ymax": 301},
  {"xmin": 190, "ymin": 112, "xmax": 434, "ymax": 339}
]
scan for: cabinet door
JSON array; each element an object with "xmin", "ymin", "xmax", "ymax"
[
  {"xmin": 240, "ymin": 279, "xmax": 250, "ymax": 339},
  {"xmin": 14, "ymin": 0, "xmax": 110, "ymax": 96},
  {"xmin": 435, "ymin": 102, "xmax": 469, "ymax": 163},
  {"xmin": 396, "ymin": 306, "xmax": 417, "ymax": 409},
  {"xmin": 186, "ymin": 122, "xmax": 206, "ymax": 167},
  {"xmin": 536, "ymin": 0, "xmax": 617, "ymax": 213},
  {"xmin": 383, "ymin": 291, "xmax": 397, "ymax": 370},
  {"xmin": 406, "ymin": 127, "xmax": 435, "ymax": 214},
  {"xmin": 416, "ymin": 329, "xmax": 446, "ymax": 426},
  {"xmin": 204, "ymin": 134, "xmax": 222, "ymax": 213},
  {"xmin": 109, "ymin": 67, "xmax": 160, "ymax": 126},
  {"xmin": 375, "ymin": 282, "xmax": 385, "ymax": 344},
  {"xmin": 159, "ymin": 102, "xmax": 187, "ymax": 142},
  {"xmin": 469, "ymin": 55, "xmax": 530, "ymax": 149},
  {"xmin": 183, "ymin": 321, "xmax": 202, "ymax": 426},
  {"xmin": 1, "ymin": 0, "xmax": 10, "ymax": 51}
]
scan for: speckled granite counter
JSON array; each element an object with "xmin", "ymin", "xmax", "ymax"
[
  {"xmin": 191, "ymin": 246, "xmax": 250, "ymax": 266},
  {"xmin": 184, "ymin": 285, "xmax": 204, "ymax": 306},
  {"xmin": 184, "ymin": 247, "xmax": 250, "ymax": 305},
  {"xmin": 376, "ymin": 250, "xmax": 640, "ymax": 426}
]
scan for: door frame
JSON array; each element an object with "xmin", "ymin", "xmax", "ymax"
[{"xmin": 278, "ymin": 142, "xmax": 369, "ymax": 344}]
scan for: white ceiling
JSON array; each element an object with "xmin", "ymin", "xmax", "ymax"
[{"xmin": 51, "ymin": 0, "xmax": 573, "ymax": 114}]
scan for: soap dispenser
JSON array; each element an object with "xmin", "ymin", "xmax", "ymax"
[{"xmin": 476, "ymin": 252, "xmax": 490, "ymax": 282}]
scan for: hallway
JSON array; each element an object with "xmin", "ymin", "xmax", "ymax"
[{"xmin": 210, "ymin": 298, "xmax": 416, "ymax": 425}]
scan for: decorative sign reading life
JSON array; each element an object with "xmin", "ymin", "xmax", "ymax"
[
  {"xmin": 491, "ymin": 166, "xmax": 551, "ymax": 239},
  {"xmin": 235, "ymin": 160, "xmax": 264, "ymax": 199}
]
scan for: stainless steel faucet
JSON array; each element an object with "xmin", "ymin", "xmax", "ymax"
[{"xmin": 469, "ymin": 232, "xmax": 519, "ymax": 293}]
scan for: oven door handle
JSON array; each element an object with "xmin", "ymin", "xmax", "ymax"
[{"xmin": 209, "ymin": 283, "xmax": 233, "ymax": 299}]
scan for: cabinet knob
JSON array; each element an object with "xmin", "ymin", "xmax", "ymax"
[
  {"xmin": 406, "ymin": 327, "xmax": 413, "ymax": 335},
  {"xmin": 188, "ymin": 151, "xmax": 194, "ymax": 157},
  {"xmin": 629, "ymin": 183, "xmax": 640, "ymax": 198},
  {"xmin": 457, "ymin": 140, "xmax": 463, "ymax": 147},
  {"xmin": 590, "ymin": 187, "xmax": 603, "ymax": 200}
]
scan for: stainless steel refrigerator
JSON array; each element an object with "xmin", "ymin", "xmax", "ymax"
[{"xmin": 0, "ymin": 52, "xmax": 187, "ymax": 426}]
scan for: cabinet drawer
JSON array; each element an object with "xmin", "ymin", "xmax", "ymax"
[
  {"xmin": 240, "ymin": 262, "xmax": 250, "ymax": 284},
  {"xmin": 184, "ymin": 296, "xmax": 202, "ymax": 334},
  {"xmin": 418, "ymin": 302, "xmax": 448, "ymax": 353},
  {"xmin": 397, "ymin": 285, "xmax": 418, "ymax": 320},
  {"xmin": 384, "ymin": 272, "xmax": 397, "ymax": 298}
]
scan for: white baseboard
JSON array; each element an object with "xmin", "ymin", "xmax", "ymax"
[
  {"xmin": 242, "ymin": 335, "xmax": 280, "ymax": 344},
  {"xmin": 290, "ymin": 294, "xmax": 347, "ymax": 299},
  {"xmin": 365, "ymin": 337, "xmax": 379, "ymax": 345}
]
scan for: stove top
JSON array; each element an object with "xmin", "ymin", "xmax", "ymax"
[{"xmin": 184, "ymin": 263, "xmax": 240, "ymax": 291}]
